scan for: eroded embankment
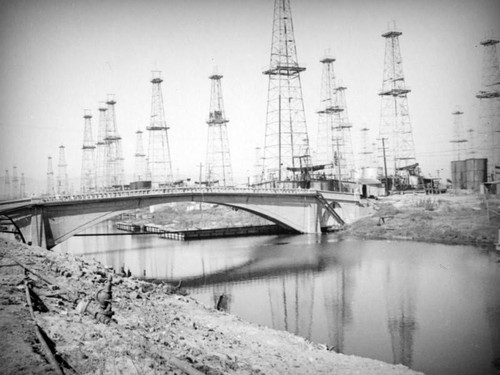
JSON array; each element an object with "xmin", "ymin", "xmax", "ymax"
[{"xmin": 0, "ymin": 238, "xmax": 423, "ymax": 375}]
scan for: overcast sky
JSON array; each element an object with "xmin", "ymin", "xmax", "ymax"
[{"xmin": 1, "ymin": 0, "xmax": 499, "ymax": 193}]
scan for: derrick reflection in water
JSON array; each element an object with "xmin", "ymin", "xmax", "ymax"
[{"xmin": 57, "ymin": 226, "xmax": 500, "ymax": 375}]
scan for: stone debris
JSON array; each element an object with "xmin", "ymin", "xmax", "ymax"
[{"xmin": 0, "ymin": 237, "xmax": 424, "ymax": 375}]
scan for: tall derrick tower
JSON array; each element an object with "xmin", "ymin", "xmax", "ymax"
[
  {"xmin": 46, "ymin": 156, "xmax": 55, "ymax": 195},
  {"xmin": 359, "ymin": 127, "xmax": 376, "ymax": 170},
  {"xmin": 95, "ymin": 103, "xmax": 108, "ymax": 190},
  {"xmin": 57, "ymin": 146, "xmax": 68, "ymax": 195},
  {"xmin": 81, "ymin": 109, "xmax": 96, "ymax": 193},
  {"xmin": 316, "ymin": 57, "xmax": 339, "ymax": 174},
  {"xmin": 262, "ymin": 0, "xmax": 310, "ymax": 183},
  {"xmin": 147, "ymin": 71, "xmax": 173, "ymax": 187},
  {"xmin": 4, "ymin": 169, "xmax": 10, "ymax": 200},
  {"xmin": 316, "ymin": 57, "xmax": 355, "ymax": 181},
  {"xmin": 476, "ymin": 37, "xmax": 500, "ymax": 181},
  {"xmin": 105, "ymin": 95, "xmax": 125, "ymax": 188},
  {"xmin": 205, "ymin": 72, "xmax": 233, "ymax": 186},
  {"xmin": 378, "ymin": 23, "xmax": 416, "ymax": 176},
  {"xmin": 334, "ymin": 82, "xmax": 356, "ymax": 181},
  {"xmin": 134, "ymin": 129, "xmax": 147, "ymax": 182},
  {"xmin": 20, "ymin": 173, "xmax": 25, "ymax": 198},
  {"xmin": 450, "ymin": 107, "xmax": 467, "ymax": 161},
  {"xmin": 12, "ymin": 166, "xmax": 19, "ymax": 199}
]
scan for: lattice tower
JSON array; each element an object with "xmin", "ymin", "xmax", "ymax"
[
  {"xmin": 262, "ymin": 0, "xmax": 310, "ymax": 182},
  {"xmin": 476, "ymin": 37, "xmax": 500, "ymax": 180},
  {"xmin": 334, "ymin": 83, "xmax": 356, "ymax": 180},
  {"xmin": 134, "ymin": 130, "xmax": 147, "ymax": 181},
  {"xmin": 105, "ymin": 95, "xmax": 125, "ymax": 188},
  {"xmin": 95, "ymin": 103, "xmax": 108, "ymax": 190},
  {"xmin": 81, "ymin": 109, "xmax": 96, "ymax": 193},
  {"xmin": 46, "ymin": 156, "xmax": 54, "ymax": 196},
  {"xmin": 57, "ymin": 146, "xmax": 68, "ymax": 195},
  {"xmin": 450, "ymin": 108, "xmax": 467, "ymax": 161},
  {"xmin": 147, "ymin": 71, "xmax": 173, "ymax": 187},
  {"xmin": 316, "ymin": 57, "xmax": 339, "ymax": 176},
  {"xmin": 466, "ymin": 128, "xmax": 476, "ymax": 158},
  {"xmin": 205, "ymin": 73, "xmax": 233, "ymax": 186},
  {"xmin": 359, "ymin": 127, "xmax": 377, "ymax": 170},
  {"xmin": 11, "ymin": 166, "xmax": 19, "ymax": 199},
  {"xmin": 377, "ymin": 23, "xmax": 417, "ymax": 176},
  {"xmin": 253, "ymin": 147, "xmax": 264, "ymax": 185},
  {"xmin": 4, "ymin": 169, "xmax": 10, "ymax": 200},
  {"xmin": 20, "ymin": 173, "xmax": 25, "ymax": 198}
]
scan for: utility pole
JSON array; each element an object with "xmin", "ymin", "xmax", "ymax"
[{"xmin": 380, "ymin": 138, "xmax": 389, "ymax": 195}]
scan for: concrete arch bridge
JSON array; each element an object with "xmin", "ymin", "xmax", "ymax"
[{"xmin": 0, "ymin": 187, "xmax": 361, "ymax": 249}]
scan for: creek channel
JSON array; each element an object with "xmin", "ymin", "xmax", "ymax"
[{"xmin": 55, "ymin": 221, "xmax": 500, "ymax": 375}]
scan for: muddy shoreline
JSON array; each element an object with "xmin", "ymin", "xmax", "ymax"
[
  {"xmin": 1, "ymin": 237, "xmax": 423, "ymax": 375},
  {"xmin": 343, "ymin": 192, "xmax": 499, "ymax": 248},
  {"xmin": 1, "ymin": 192, "xmax": 496, "ymax": 374}
]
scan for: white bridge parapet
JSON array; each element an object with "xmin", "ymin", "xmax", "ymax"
[{"xmin": 2, "ymin": 188, "xmax": 360, "ymax": 249}]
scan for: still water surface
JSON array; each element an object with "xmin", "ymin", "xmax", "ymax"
[{"xmin": 56, "ymin": 222, "xmax": 500, "ymax": 375}]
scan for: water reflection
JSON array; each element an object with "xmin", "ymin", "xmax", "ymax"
[{"xmin": 57, "ymin": 226, "xmax": 500, "ymax": 375}]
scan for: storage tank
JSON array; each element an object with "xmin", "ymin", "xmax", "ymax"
[{"xmin": 465, "ymin": 158, "xmax": 487, "ymax": 191}]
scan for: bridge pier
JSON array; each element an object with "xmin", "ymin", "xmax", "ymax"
[{"xmin": 1, "ymin": 188, "xmax": 360, "ymax": 249}]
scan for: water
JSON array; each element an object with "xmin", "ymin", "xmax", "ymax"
[{"xmin": 56, "ymin": 222, "xmax": 500, "ymax": 375}]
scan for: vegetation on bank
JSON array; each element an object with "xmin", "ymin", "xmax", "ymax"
[{"xmin": 344, "ymin": 192, "xmax": 500, "ymax": 247}]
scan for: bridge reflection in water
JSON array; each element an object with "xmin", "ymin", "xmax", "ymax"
[{"xmin": 56, "ymin": 228, "xmax": 500, "ymax": 375}]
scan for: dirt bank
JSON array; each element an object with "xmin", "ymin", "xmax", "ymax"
[
  {"xmin": 0, "ymin": 238, "xmax": 423, "ymax": 375},
  {"xmin": 344, "ymin": 192, "xmax": 500, "ymax": 246}
]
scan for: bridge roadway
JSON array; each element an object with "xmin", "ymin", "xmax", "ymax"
[{"xmin": 0, "ymin": 186, "xmax": 360, "ymax": 249}]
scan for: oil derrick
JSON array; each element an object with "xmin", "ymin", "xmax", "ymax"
[
  {"xmin": 476, "ymin": 37, "xmax": 500, "ymax": 181},
  {"xmin": 205, "ymin": 72, "xmax": 233, "ymax": 186},
  {"xmin": 95, "ymin": 103, "xmax": 108, "ymax": 190},
  {"xmin": 359, "ymin": 127, "xmax": 376, "ymax": 170},
  {"xmin": 46, "ymin": 156, "xmax": 55, "ymax": 195},
  {"xmin": 466, "ymin": 128, "xmax": 476, "ymax": 158},
  {"xmin": 20, "ymin": 173, "xmax": 26, "ymax": 198},
  {"xmin": 316, "ymin": 57, "xmax": 340, "ymax": 176},
  {"xmin": 334, "ymin": 82, "xmax": 356, "ymax": 181},
  {"xmin": 378, "ymin": 23, "xmax": 417, "ymax": 177},
  {"xmin": 262, "ymin": 0, "xmax": 310, "ymax": 183},
  {"xmin": 147, "ymin": 71, "xmax": 173, "ymax": 187},
  {"xmin": 105, "ymin": 95, "xmax": 125, "ymax": 188},
  {"xmin": 57, "ymin": 146, "xmax": 68, "ymax": 195},
  {"xmin": 81, "ymin": 109, "xmax": 96, "ymax": 193},
  {"xmin": 134, "ymin": 130, "xmax": 147, "ymax": 182},
  {"xmin": 253, "ymin": 147, "xmax": 264, "ymax": 185},
  {"xmin": 316, "ymin": 57, "xmax": 355, "ymax": 181},
  {"xmin": 450, "ymin": 108, "xmax": 467, "ymax": 161},
  {"xmin": 385, "ymin": 261, "xmax": 417, "ymax": 368},
  {"xmin": 12, "ymin": 166, "xmax": 19, "ymax": 199},
  {"xmin": 4, "ymin": 169, "xmax": 10, "ymax": 200}
]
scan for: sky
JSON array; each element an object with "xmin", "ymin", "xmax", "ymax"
[{"xmin": 1, "ymin": 0, "xmax": 499, "ymax": 194}]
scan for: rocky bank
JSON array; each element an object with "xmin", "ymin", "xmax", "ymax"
[{"xmin": 0, "ymin": 238, "xmax": 423, "ymax": 375}]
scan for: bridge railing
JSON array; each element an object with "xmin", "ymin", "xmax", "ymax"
[{"xmin": 32, "ymin": 186, "xmax": 324, "ymax": 203}]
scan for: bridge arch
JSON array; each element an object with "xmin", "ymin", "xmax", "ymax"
[{"xmin": 1, "ymin": 188, "xmax": 359, "ymax": 249}]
